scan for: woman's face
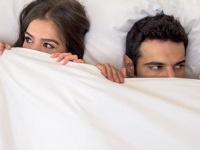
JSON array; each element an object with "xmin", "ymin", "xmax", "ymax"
[{"xmin": 23, "ymin": 19, "xmax": 66, "ymax": 54}]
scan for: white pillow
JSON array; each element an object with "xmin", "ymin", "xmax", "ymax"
[
  {"xmin": 0, "ymin": 0, "xmax": 200, "ymax": 78},
  {"xmin": 0, "ymin": 0, "xmax": 33, "ymax": 44},
  {"xmin": 82, "ymin": 0, "xmax": 157, "ymax": 69}
]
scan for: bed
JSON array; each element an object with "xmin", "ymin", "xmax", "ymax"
[{"xmin": 0, "ymin": 0, "xmax": 200, "ymax": 150}]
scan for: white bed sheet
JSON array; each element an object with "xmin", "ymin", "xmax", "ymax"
[{"xmin": 0, "ymin": 48, "xmax": 200, "ymax": 150}]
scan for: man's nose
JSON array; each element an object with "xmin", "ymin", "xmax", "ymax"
[{"xmin": 166, "ymin": 67, "xmax": 175, "ymax": 77}]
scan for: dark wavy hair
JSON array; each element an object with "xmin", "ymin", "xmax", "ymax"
[
  {"xmin": 14, "ymin": 0, "xmax": 90, "ymax": 59},
  {"xmin": 126, "ymin": 12, "xmax": 188, "ymax": 75}
]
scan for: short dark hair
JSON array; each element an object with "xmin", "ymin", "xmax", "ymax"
[
  {"xmin": 14, "ymin": 0, "xmax": 90, "ymax": 59},
  {"xmin": 126, "ymin": 12, "xmax": 188, "ymax": 74}
]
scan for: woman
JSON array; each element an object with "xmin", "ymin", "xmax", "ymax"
[
  {"xmin": 0, "ymin": 0, "xmax": 90, "ymax": 64},
  {"xmin": 0, "ymin": 0, "xmax": 124, "ymax": 83}
]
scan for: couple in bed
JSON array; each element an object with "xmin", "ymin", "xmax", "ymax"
[{"xmin": 0, "ymin": 0, "xmax": 194, "ymax": 83}]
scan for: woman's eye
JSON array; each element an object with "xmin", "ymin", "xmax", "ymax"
[
  {"xmin": 43, "ymin": 43, "xmax": 55, "ymax": 49},
  {"xmin": 24, "ymin": 36, "xmax": 32, "ymax": 43}
]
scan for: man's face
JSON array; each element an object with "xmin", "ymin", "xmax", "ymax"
[{"xmin": 136, "ymin": 39, "xmax": 185, "ymax": 78}]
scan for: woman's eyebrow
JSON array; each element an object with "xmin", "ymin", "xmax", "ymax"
[
  {"xmin": 25, "ymin": 32, "xmax": 33, "ymax": 38},
  {"xmin": 41, "ymin": 39, "xmax": 60, "ymax": 45},
  {"xmin": 25, "ymin": 32, "xmax": 60, "ymax": 45}
]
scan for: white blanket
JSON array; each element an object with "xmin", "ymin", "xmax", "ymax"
[{"xmin": 0, "ymin": 48, "xmax": 200, "ymax": 150}]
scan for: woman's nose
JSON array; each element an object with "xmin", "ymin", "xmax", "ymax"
[{"xmin": 31, "ymin": 43, "xmax": 41, "ymax": 51}]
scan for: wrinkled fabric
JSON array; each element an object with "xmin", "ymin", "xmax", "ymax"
[{"xmin": 0, "ymin": 48, "xmax": 200, "ymax": 150}]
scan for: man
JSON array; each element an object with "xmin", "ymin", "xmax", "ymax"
[
  {"xmin": 97, "ymin": 12, "xmax": 190, "ymax": 82},
  {"xmin": 125, "ymin": 12, "xmax": 187, "ymax": 78}
]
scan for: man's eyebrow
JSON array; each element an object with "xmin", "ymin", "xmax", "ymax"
[
  {"xmin": 144, "ymin": 62, "xmax": 164, "ymax": 66},
  {"xmin": 25, "ymin": 32, "xmax": 60, "ymax": 45},
  {"xmin": 144, "ymin": 59, "xmax": 186, "ymax": 66},
  {"xmin": 175, "ymin": 59, "xmax": 185, "ymax": 65}
]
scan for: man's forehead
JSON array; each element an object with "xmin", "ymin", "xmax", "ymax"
[{"xmin": 139, "ymin": 39, "xmax": 185, "ymax": 56}]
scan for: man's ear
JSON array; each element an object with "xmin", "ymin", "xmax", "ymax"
[{"xmin": 123, "ymin": 55, "xmax": 135, "ymax": 77}]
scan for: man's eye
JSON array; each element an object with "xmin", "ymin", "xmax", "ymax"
[
  {"xmin": 149, "ymin": 65, "xmax": 162, "ymax": 70},
  {"xmin": 174, "ymin": 64, "xmax": 185, "ymax": 69},
  {"xmin": 24, "ymin": 36, "xmax": 32, "ymax": 43},
  {"xmin": 43, "ymin": 43, "xmax": 55, "ymax": 49}
]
